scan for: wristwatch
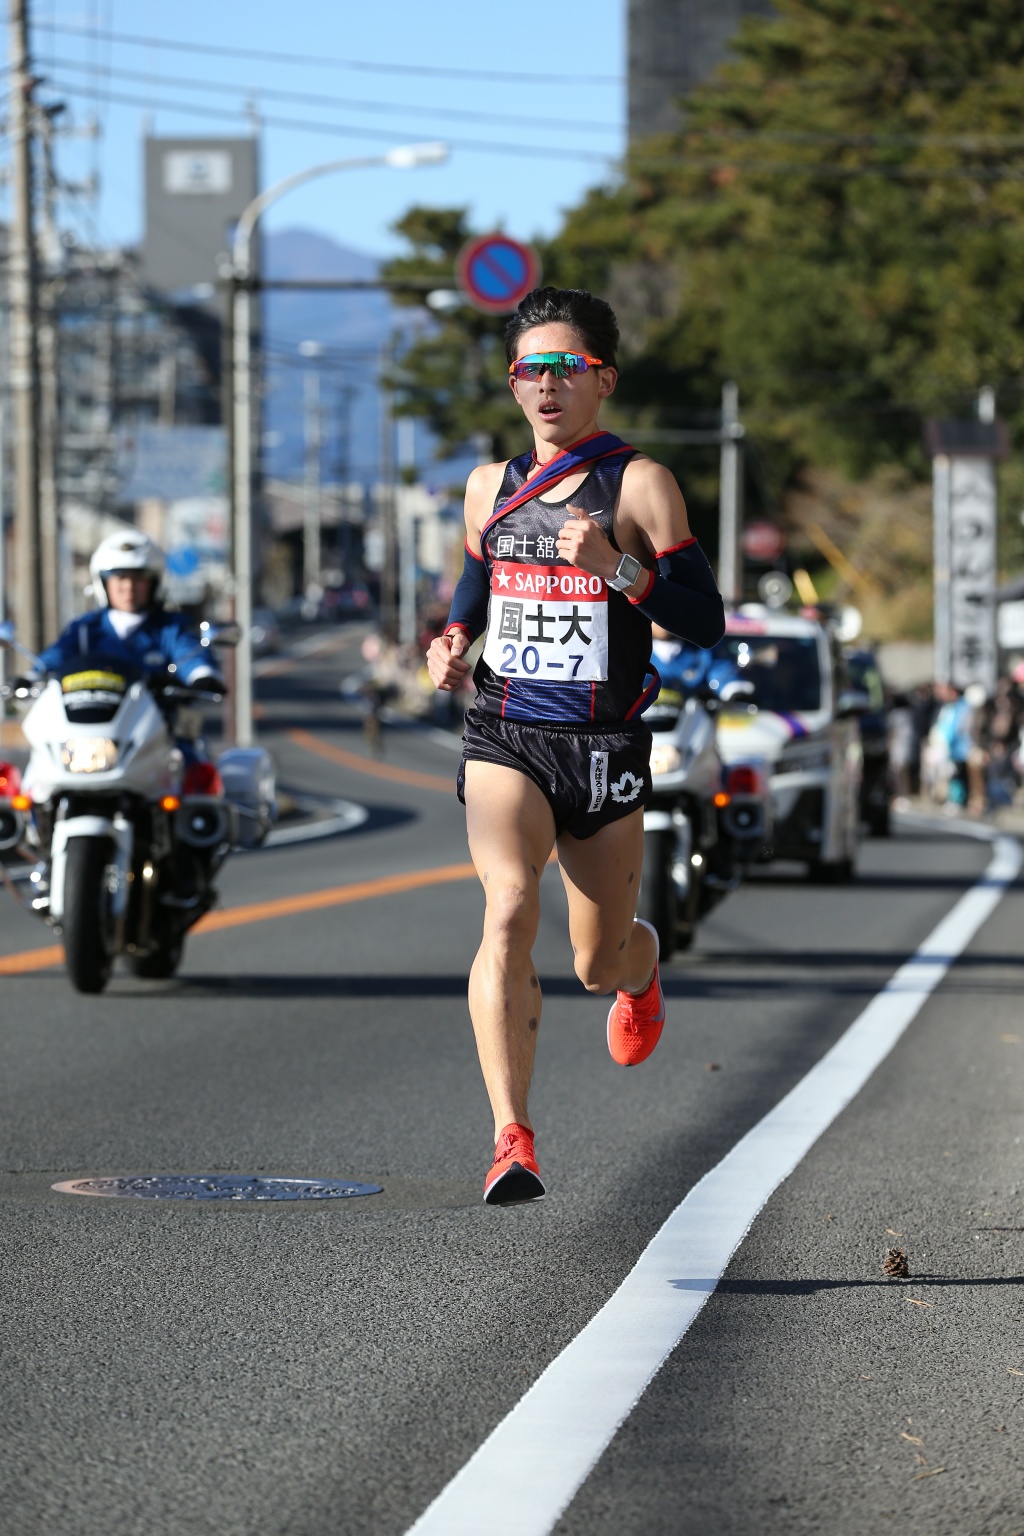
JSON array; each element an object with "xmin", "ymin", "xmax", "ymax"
[{"xmin": 606, "ymin": 552, "xmax": 644, "ymax": 592}]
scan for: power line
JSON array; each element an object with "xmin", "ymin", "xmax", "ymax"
[
  {"xmin": 43, "ymin": 76, "xmax": 617, "ymax": 164},
  {"xmin": 52, "ymin": 57, "xmax": 1024, "ymax": 149},
  {"xmin": 35, "ymin": 18, "xmax": 623, "ymax": 86},
  {"xmin": 33, "ymin": 18, "xmax": 1024, "ymax": 92},
  {"xmin": 48, "ymin": 75, "xmax": 1024, "ymax": 180},
  {"xmin": 44, "ymin": 55, "xmax": 622, "ymax": 136}
]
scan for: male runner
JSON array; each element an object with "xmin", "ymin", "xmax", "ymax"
[{"xmin": 426, "ymin": 287, "xmax": 725, "ymax": 1205}]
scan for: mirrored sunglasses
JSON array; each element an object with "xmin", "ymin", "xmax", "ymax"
[{"xmin": 509, "ymin": 351, "xmax": 603, "ymax": 381}]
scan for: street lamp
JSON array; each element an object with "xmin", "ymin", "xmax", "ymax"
[{"xmin": 228, "ymin": 141, "xmax": 448, "ymax": 746}]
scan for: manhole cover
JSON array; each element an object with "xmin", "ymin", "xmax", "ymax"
[{"xmin": 52, "ymin": 1175, "xmax": 383, "ymax": 1201}]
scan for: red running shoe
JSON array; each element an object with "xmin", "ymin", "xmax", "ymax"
[
  {"xmin": 607, "ymin": 918, "xmax": 666, "ymax": 1066},
  {"xmin": 484, "ymin": 1122, "xmax": 545, "ymax": 1206}
]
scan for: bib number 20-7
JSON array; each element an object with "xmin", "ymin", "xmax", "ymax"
[{"xmin": 483, "ymin": 561, "xmax": 609, "ymax": 683}]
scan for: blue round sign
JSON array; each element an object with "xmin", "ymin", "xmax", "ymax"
[
  {"xmin": 166, "ymin": 546, "xmax": 200, "ymax": 578},
  {"xmin": 457, "ymin": 234, "xmax": 541, "ymax": 315}
]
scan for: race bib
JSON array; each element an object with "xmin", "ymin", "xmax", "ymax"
[{"xmin": 482, "ymin": 562, "xmax": 608, "ymax": 683}]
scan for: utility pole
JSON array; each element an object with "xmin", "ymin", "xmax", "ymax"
[
  {"xmin": 397, "ymin": 417, "xmax": 417, "ymax": 647},
  {"xmin": 379, "ymin": 342, "xmax": 397, "ymax": 640},
  {"xmin": 334, "ymin": 384, "xmax": 356, "ymax": 583},
  {"xmin": 9, "ymin": 0, "xmax": 42, "ymax": 652},
  {"xmin": 36, "ymin": 101, "xmax": 62, "ymax": 640},
  {"xmin": 300, "ymin": 341, "xmax": 323, "ymax": 597},
  {"xmin": 717, "ymin": 381, "xmax": 744, "ymax": 609}
]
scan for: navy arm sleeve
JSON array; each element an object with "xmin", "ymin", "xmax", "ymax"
[
  {"xmin": 443, "ymin": 543, "xmax": 490, "ymax": 643},
  {"xmin": 629, "ymin": 539, "xmax": 726, "ymax": 649}
]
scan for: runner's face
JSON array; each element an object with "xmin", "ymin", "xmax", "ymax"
[{"xmin": 509, "ymin": 323, "xmax": 617, "ymax": 447}]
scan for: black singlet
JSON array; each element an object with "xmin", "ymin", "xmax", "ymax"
[{"xmin": 473, "ymin": 450, "xmax": 656, "ymax": 725}]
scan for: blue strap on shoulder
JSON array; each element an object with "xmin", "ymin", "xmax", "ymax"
[{"xmin": 483, "ymin": 432, "xmax": 634, "ymax": 533}]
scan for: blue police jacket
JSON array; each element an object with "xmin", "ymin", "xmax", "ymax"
[{"xmin": 38, "ymin": 607, "xmax": 219, "ymax": 687}]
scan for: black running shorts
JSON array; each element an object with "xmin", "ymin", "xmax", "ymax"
[{"xmin": 457, "ymin": 708, "xmax": 652, "ymax": 840}]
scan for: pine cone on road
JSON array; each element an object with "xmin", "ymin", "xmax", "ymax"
[{"xmin": 883, "ymin": 1246, "xmax": 910, "ymax": 1279}]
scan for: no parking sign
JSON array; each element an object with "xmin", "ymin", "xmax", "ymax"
[{"xmin": 457, "ymin": 234, "xmax": 541, "ymax": 315}]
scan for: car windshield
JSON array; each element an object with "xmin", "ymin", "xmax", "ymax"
[{"xmin": 711, "ymin": 634, "xmax": 822, "ymax": 712}]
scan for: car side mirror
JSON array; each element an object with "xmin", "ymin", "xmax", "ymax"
[{"xmin": 837, "ymin": 688, "xmax": 872, "ymax": 717}]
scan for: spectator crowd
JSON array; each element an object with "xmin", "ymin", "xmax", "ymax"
[{"xmin": 890, "ymin": 670, "xmax": 1024, "ymax": 816}]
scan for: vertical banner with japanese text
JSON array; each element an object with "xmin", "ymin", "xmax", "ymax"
[{"xmin": 948, "ymin": 456, "xmax": 997, "ymax": 694}]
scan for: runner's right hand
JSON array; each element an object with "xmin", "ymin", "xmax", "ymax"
[{"xmin": 426, "ymin": 630, "xmax": 472, "ymax": 692}]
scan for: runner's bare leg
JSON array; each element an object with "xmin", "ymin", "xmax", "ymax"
[
  {"xmin": 464, "ymin": 761, "xmax": 557, "ymax": 1139},
  {"xmin": 557, "ymin": 808, "xmax": 657, "ymax": 996}
]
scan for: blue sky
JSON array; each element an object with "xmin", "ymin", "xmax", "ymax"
[{"xmin": 26, "ymin": 0, "xmax": 625, "ymax": 260}]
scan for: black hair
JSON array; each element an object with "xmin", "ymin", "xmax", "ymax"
[{"xmin": 504, "ymin": 286, "xmax": 619, "ymax": 368}]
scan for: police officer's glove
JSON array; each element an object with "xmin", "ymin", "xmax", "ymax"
[{"xmin": 189, "ymin": 676, "xmax": 226, "ymax": 701}]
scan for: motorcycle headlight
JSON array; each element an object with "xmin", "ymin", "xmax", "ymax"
[
  {"xmin": 650, "ymin": 743, "xmax": 682, "ymax": 777},
  {"xmin": 60, "ymin": 737, "xmax": 118, "ymax": 773}
]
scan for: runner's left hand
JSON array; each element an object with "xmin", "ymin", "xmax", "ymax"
[{"xmin": 557, "ymin": 506, "xmax": 617, "ymax": 581}]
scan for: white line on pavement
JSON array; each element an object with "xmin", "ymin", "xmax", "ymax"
[
  {"xmin": 406, "ymin": 827, "xmax": 1021, "ymax": 1536},
  {"xmin": 262, "ymin": 795, "xmax": 367, "ymax": 847}
]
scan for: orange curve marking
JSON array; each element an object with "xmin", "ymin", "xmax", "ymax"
[
  {"xmin": 0, "ymin": 943, "xmax": 64, "ymax": 975},
  {"xmin": 0, "ymin": 862, "xmax": 478, "ymax": 973},
  {"xmin": 193, "ymin": 861, "xmax": 476, "ymax": 933},
  {"xmin": 288, "ymin": 726, "xmax": 455, "ymax": 793}
]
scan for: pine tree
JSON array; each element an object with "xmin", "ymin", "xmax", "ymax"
[{"xmin": 552, "ymin": 0, "xmax": 1024, "ymax": 483}]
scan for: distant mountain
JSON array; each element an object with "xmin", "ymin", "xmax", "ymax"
[
  {"xmin": 261, "ymin": 228, "xmax": 394, "ymax": 483},
  {"xmin": 266, "ymin": 227, "xmax": 379, "ymax": 282},
  {"xmin": 260, "ymin": 228, "xmax": 474, "ymax": 492}
]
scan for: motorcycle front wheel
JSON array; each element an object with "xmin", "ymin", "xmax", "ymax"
[{"xmin": 63, "ymin": 837, "xmax": 115, "ymax": 994}]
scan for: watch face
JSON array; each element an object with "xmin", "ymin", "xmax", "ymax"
[{"xmin": 618, "ymin": 555, "xmax": 642, "ymax": 585}]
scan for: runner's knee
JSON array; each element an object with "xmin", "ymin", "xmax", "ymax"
[
  {"xmin": 483, "ymin": 880, "xmax": 540, "ymax": 951},
  {"xmin": 572, "ymin": 947, "xmax": 619, "ymax": 995}
]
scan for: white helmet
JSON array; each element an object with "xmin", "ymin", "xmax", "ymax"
[{"xmin": 89, "ymin": 530, "xmax": 165, "ymax": 607}]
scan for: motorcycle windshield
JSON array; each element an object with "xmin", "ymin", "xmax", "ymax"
[{"xmin": 55, "ymin": 656, "xmax": 142, "ymax": 724}]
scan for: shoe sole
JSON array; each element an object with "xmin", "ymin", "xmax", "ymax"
[
  {"xmin": 484, "ymin": 1161, "xmax": 546, "ymax": 1206},
  {"xmin": 607, "ymin": 917, "xmax": 665, "ymax": 1066}
]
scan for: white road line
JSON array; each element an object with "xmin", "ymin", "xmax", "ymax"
[
  {"xmin": 407, "ymin": 828, "xmax": 1021, "ymax": 1536},
  {"xmin": 262, "ymin": 795, "xmax": 367, "ymax": 847}
]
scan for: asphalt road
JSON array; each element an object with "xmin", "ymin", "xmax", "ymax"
[{"xmin": 2, "ymin": 629, "xmax": 1023, "ymax": 1536}]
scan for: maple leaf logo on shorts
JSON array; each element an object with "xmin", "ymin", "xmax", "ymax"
[{"xmin": 610, "ymin": 771, "xmax": 643, "ymax": 804}]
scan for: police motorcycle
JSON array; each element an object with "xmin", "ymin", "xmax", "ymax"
[
  {"xmin": 0, "ymin": 620, "xmax": 276, "ymax": 994},
  {"xmin": 636, "ymin": 635, "xmax": 771, "ymax": 958}
]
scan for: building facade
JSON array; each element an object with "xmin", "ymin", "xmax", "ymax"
[{"xmin": 628, "ymin": 0, "xmax": 775, "ymax": 142}]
